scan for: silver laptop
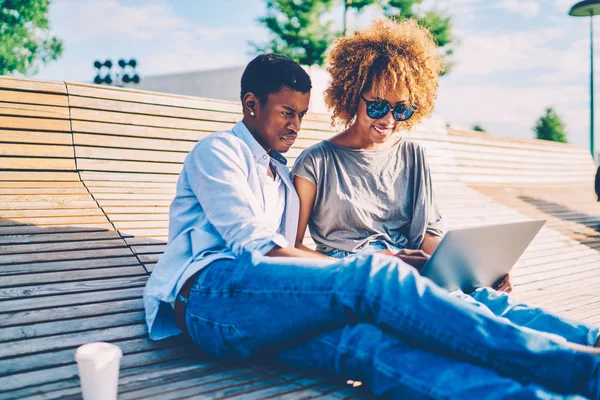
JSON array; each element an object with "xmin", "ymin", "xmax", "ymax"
[{"xmin": 420, "ymin": 220, "xmax": 546, "ymax": 293}]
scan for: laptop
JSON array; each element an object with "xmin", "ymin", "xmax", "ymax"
[{"xmin": 419, "ymin": 220, "xmax": 546, "ymax": 293}]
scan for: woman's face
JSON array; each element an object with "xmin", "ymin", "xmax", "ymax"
[{"xmin": 354, "ymin": 87, "xmax": 409, "ymax": 144}]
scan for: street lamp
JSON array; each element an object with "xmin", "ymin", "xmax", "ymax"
[{"xmin": 569, "ymin": 0, "xmax": 600, "ymax": 162}]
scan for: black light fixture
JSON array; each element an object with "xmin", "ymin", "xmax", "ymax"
[{"xmin": 93, "ymin": 58, "xmax": 140, "ymax": 87}]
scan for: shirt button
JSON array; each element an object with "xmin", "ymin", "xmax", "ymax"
[{"xmin": 262, "ymin": 155, "xmax": 268, "ymax": 160}]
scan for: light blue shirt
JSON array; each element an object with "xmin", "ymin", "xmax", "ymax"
[{"xmin": 144, "ymin": 121, "xmax": 299, "ymax": 340}]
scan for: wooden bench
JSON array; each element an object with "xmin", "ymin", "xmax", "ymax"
[{"xmin": 1, "ymin": 76, "xmax": 599, "ymax": 399}]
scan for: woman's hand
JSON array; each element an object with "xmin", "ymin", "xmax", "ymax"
[
  {"xmin": 394, "ymin": 249, "xmax": 431, "ymax": 272},
  {"xmin": 493, "ymin": 274, "xmax": 513, "ymax": 293}
]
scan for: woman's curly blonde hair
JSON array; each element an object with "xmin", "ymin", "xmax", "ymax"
[{"xmin": 324, "ymin": 19, "xmax": 443, "ymax": 132}]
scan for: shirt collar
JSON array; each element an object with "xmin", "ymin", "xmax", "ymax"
[{"xmin": 232, "ymin": 121, "xmax": 288, "ymax": 166}]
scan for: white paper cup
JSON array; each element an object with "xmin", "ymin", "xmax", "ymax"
[{"xmin": 75, "ymin": 342, "xmax": 123, "ymax": 400}]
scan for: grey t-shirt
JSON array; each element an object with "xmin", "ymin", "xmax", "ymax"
[{"xmin": 291, "ymin": 139, "xmax": 444, "ymax": 254}]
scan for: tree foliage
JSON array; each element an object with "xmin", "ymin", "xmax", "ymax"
[
  {"xmin": 534, "ymin": 107, "xmax": 568, "ymax": 143},
  {"xmin": 0, "ymin": 0, "xmax": 63, "ymax": 75},
  {"xmin": 254, "ymin": 0, "xmax": 455, "ymax": 71}
]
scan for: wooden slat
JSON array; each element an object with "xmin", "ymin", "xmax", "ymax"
[
  {"xmin": 0, "ymin": 77, "xmax": 67, "ymax": 93},
  {"xmin": 66, "ymin": 82, "xmax": 241, "ymax": 112},
  {"xmin": 0, "ymin": 157, "xmax": 75, "ymax": 170},
  {"xmin": 77, "ymin": 158, "xmax": 181, "ymax": 174},
  {"xmin": 0, "ymin": 102, "xmax": 70, "ymax": 119},
  {"xmin": 76, "ymin": 146, "xmax": 186, "ymax": 163},
  {"xmin": 0, "ymin": 116, "xmax": 70, "ymax": 132},
  {"xmin": 0, "ymin": 143, "xmax": 73, "ymax": 158},
  {"xmin": 0, "ymin": 256, "xmax": 140, "ymax": 275},
  {"xmin": 71, "ymin": 108, "xmax": 231, "ymax": 132},
  {"xmin": 0, "ymin": 90, "xmax": 68, "ymax": 106},
  {"xmin": 72, "ymin": 120, "xmax": 209, "ymax": 141},
  {"xmin": 74, "ymin": 133, "xmax": 196, "ymax": 152},
  {"xmin": 0, "ymin": 130, "xmax": 72, "ymax": 145},
  {"xmin": 0, "ymin": 171, "xmax": 79, "ymax": 181},
  {"xmin": 0, "ymin": 276, "xmax": 147, "ymax": 305}
]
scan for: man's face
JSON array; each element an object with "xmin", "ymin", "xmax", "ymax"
[{"xmin": 253, "ymin": 87, "xmax": 310, "ymax": 153}]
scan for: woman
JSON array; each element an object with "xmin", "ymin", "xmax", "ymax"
[{"xmin": 292, "ymin": 19, "xmax": 598, "ymax": 349}]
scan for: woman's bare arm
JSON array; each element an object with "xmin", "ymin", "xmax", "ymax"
[{"xmin": 292, "ymin": 175, "xmax": 330, "ymax": 258}]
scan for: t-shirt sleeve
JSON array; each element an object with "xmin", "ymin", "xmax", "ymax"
[
  {"xmin": 291, "ymin": 146, "xmax": 321, "ymax": 185},
  {"xmin": 408, "ymin": 144, "xmax": 445, "ymax": 249}
]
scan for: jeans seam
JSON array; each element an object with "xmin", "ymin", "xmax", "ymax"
[
  {"xmin": 371, "ymin": 293, "xmax": 489, "ymax": 365},
  {"xmin": 317, "ymin": 333, "xmax": 451, "ymax": 400}
]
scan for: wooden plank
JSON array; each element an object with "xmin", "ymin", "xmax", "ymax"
[
  {"xmin": 0, "ymin": 346, "xmax": 197, "ymax": 395},
  {"xmin": 2, "ymin": 286, "xmax": 144, "ymax": 313},
  {"xmin": 80, "ymin": 171, "xmax": 179, "ymax": 182},
  {"xmin": 0, "ymin": 256, "xmax": 140, "ymax": 276},
  {"xmin": 0, "ymin": 230, "xmax": 119, "ymax": 245},
  {"xmin": 0, "ymin": 298, "xmax": 142, "ymax": 327},
  {"xmin": 1, "ymin": 267, "xmax": 145, "ymax": 290},
  {"xmin": 71, "ymin": 108, "xmax": 232, "ymax": 132},
  {"xmin": 0, "ymin": 207, "xmax": 101, "ymax": 218},
  {"xmin": 0, "ymin": 276, "xmax": 147, "ymax": 307},
  {"xmin": 84, "ymin": 181, "xmax": 176, "ymax": 188},
  {"xmin": 0, "ymin": 238, "xmax": 125, "ymax": 254},
  {"xmin": 0, "ymin": 224, "xmax": 114, "ymax": 236},
  {"xmin": 0, "ymin": 90, "xmax": 68, "ymax": 106},
  {"xmin": 0, "ymin": 157, "xmax": 75, "ymax": 170},
  {"xmin": 0, "ymin": 310, "xmax": 145, "ymax": 342},
  {"xmin": 0, "ymin": 143, "xmax": 73, "ymax": 158},
  {"xmin": 0, "ymin": 102, "xmax": 70, "ymax": 119},
  {"xmin": 0, "ymin": 77, "xmax": 66, "ymax": 93},
  {"xmin": 0, "ymin": 216, "xmax": 108, "ymax": 227},
  {"xmin": 0, "ymin": 171, "xmax": 79, "ymax": 181},
  {"xmin": 74, "ymin": 133, "xmax": 196, "ymax": 152},
  {"xmin": 104, "ymin": 215, "xmax": 169, "ymax": 224},
  {"xmin": 0, "ymin": 115, "xmax": 70, "ymax": 132},
  {"xmin": 94, "ymin": 193, "xmax": 174, "ymax": 201},
  {"xmin": 76, "ymin": 146, "xmax": 187, "ymax": 163},
  {"xmin": 86, "ymin": 188, "xmax": 176, "ymax": 196},
  {"xmin": 0, "ymin": 130, "xmax": 72, "ymax": 145},
  {"xmin": 67, "ymin": 82, "xmax": 241, "ymax": 112},
  {"xmin": 0, "ymin": 187, "xmax": 87, "ymax": 195},
  {"xmin": 0, "ymin": 247, "xmax": 135, "ymax": 265},
  {"xmin": 72, "ymin": 120, "xmax": 209, "ymax": 141},
  {"xmin": 0, "ymin": 323, "xmax": 147, "ymax": 359},
  {"xmin": 70, "ymin": 95, "xmax": 241, "ymax": 122},
  {"xmin": 0, "ymin": 200, "xmax": 98, "ymax": 210},
  {"xmin": 76, "ymin": 158, "xmax": 182, "ymax": 174},
  {"xmin": 0, "ymin": 338, "xmax": 179, "ymax": 382}
]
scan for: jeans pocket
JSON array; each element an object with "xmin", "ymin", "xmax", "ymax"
[{"xmin": 186, "ymin": 313, "xmax": 253, "ymax": 360}]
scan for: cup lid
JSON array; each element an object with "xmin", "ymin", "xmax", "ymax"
[{"xmin": 75, "ymin": 342, "xmax": 123, "ymax": 365}]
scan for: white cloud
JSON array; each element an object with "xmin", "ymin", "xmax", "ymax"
[
  {"xmin": 141, "ymin": 29, "xmax": 246, "ymax": 75},
  {"xmin": 51, "ymin": 0, "xmax": 186, "ymax": 43},
  {"xmin": 436, "ymin": 80, "xmax": 591, "ymax": 146},
  {"xmin": 493, "ymin": 1, "xmax": 541, "ymax": 18}
]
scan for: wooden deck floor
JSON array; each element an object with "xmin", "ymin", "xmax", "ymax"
[{"xmin": 1, "ymin": 182, "xmax": 599, "ymax": 399}]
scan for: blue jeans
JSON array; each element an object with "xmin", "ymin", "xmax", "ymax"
[
  {"xmin": 184, "ymin": 252, "xmax": 600, "ymax": 399},
  {"xmin": 330, "ymin": 241, "xmax": 599, "ymax": 347}
]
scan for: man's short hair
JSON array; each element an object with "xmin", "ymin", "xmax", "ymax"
[{"xmin": 241, "ymin": 54, "xmax": 312, "ymax": 104}]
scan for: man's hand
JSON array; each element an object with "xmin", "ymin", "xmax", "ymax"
[
  {"xmin": 394, "ymin": 249, "xmax": 431, "ymax": 272},
  {"xmin": 493, "ymin": 273, "xmax": 513, "ymax": 293}
]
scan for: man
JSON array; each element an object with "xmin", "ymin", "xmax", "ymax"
[{"xmin": 144, "ymin": 54, "xmax": 600, "ymax": 399}]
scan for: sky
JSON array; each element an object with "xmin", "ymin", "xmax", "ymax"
[{"xmin": 30, "ymin": 0, "xmax": 600, "ymax": 148}]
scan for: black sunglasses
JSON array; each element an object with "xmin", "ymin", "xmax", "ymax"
[{"xmin": 360, "ymin": 94, "xmax": 415, "ymax": 122}]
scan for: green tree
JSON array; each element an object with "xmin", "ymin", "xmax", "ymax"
[
  {"xmin": 472, "ymin": 124, "xmax": 485, "ymax": 132},
  {"xmin": 0, "ymin": 0, "xmax": 63, "ymax": 76},
  {"xmin": 254, "ymin": 0, "xmax": 455, "ymax": 71},
  {"xmin": 534, "ymin": 107, "xmax": 568, "ymax": 143}
]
